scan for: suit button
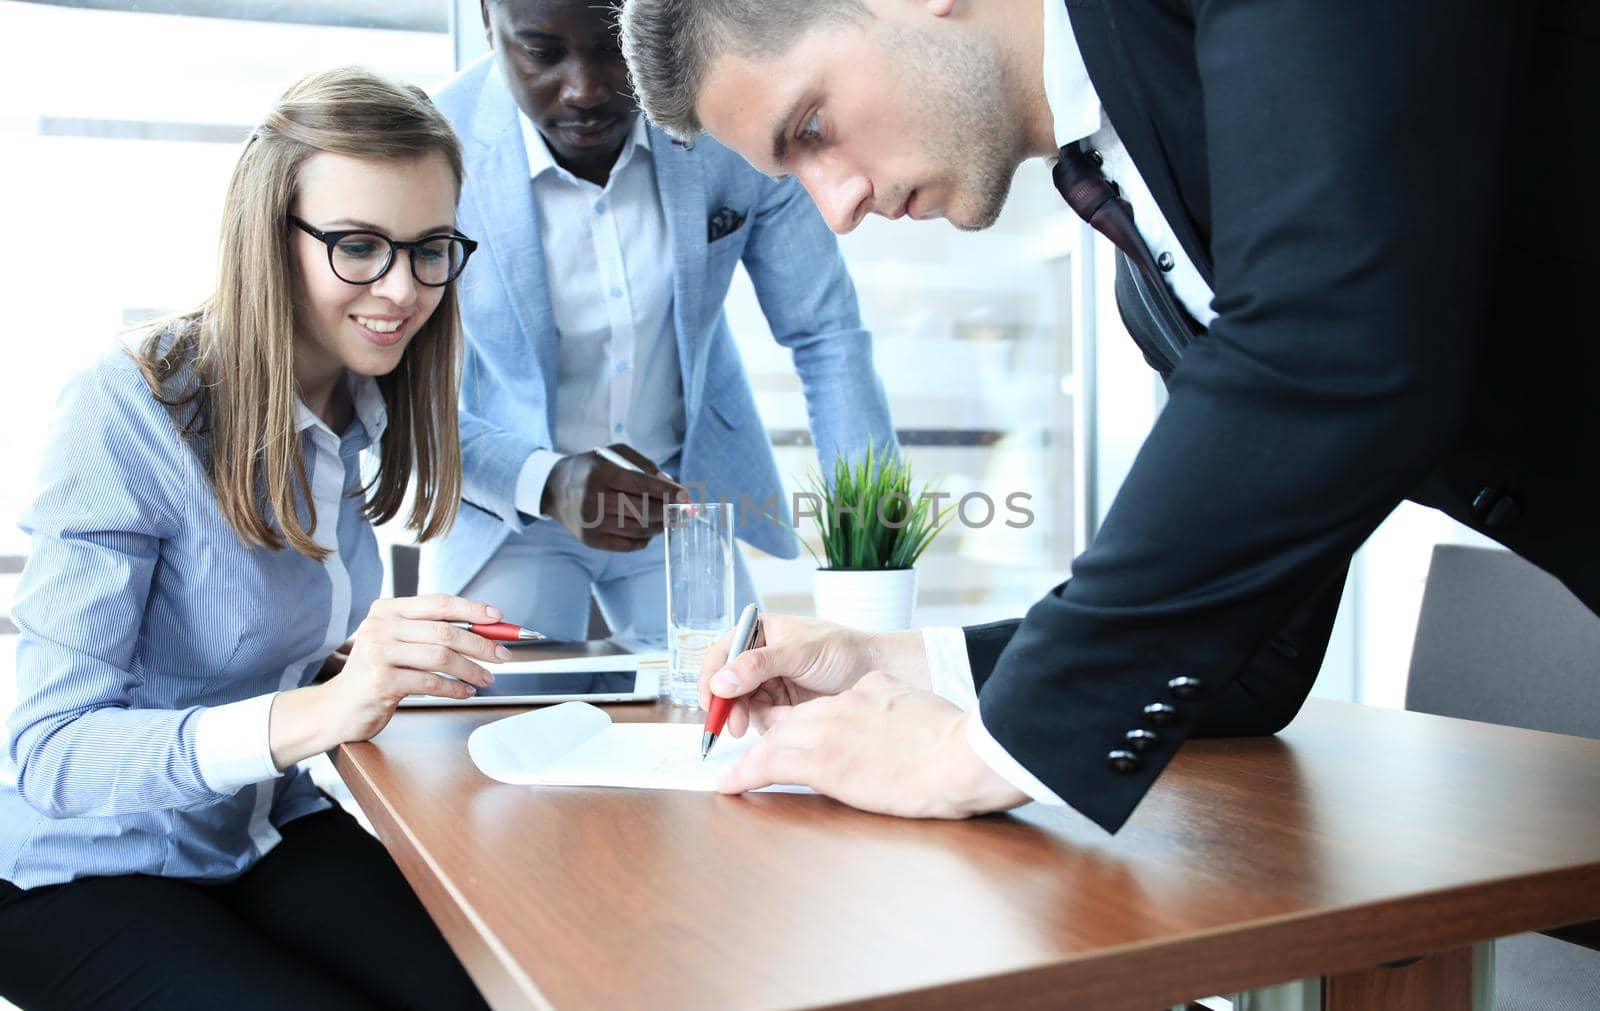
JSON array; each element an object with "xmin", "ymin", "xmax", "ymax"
[
  {"xmin": 1143, "ymin": 703, "xmax": 1180, "ymax": 726},
  {"xmin": 1167, "ymin": 676, "xmax": 1203, "ymax": 700},
  {"xmin": 1157, "ymin": 251, "xmax": 1175, "ymax": 271},
  {"xmin": 1486, "ymin": 496, "xmax": 1519, "ymax": 528},
  {"xmin": 1125, "ymin": 729, "xmax": 1160, "ymax": 752},
  {"xmin": 1470, "ymin": 485, "xmax": 1519, "ymax": 528},
  {"xmin": 1107, "ymin": 749, "xmax": 1141, "ymax": 774},
  {"xmin": 1089, "ymin": 148, "xmax": 1104, "ymax": 166}
]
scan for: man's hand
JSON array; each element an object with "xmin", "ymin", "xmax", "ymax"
[
  {"xmin": 700, "ymin": 614, "xmax": 930, "ymax": 738},
  {"xmin": 716, "ymin": 672, "xmax": 1030, "ymax": 819},
  {"xmin": 541, "ymin": 443, "xmax": 685, "ymax": 551}
]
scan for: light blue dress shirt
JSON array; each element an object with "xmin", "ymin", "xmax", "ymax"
[{"xmin": 0, "ymin": 347, "xmax": 385, "ymax": 889}]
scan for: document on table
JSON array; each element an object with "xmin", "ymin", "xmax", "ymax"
[{"xmin": 468, "ymin": 701, "xmax": 811, "ymax": 793}]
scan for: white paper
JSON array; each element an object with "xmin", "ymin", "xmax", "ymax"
[{"xmin": 468, "ymin": 701, "xmax": 810, "ymax": 793}]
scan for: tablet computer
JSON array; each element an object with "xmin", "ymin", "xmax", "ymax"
[{"xmin": 397, "ymin": 653, "xmax": 663, "ymax": 707}]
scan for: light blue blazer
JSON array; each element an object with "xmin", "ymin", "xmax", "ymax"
[{"xmin": 427, "ymin": 57, "xmax": 896, "ymax": 594}]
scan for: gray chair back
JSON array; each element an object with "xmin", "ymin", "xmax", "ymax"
[
  {"xmin": 1406, "ymin": 544, "xmax": 1600, "ymax": 1010},
  {"xmin": 1406, "ymin": 544, "xmax": 1600, "ymax": 739},
  {"xmin": 390, "ymin": 543, "xmax": 421, "ymax": 598}
]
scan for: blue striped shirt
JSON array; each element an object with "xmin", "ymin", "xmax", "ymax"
[{"xmin": 0, "ymin": 348, "xmax": 385, "ymax": 889}]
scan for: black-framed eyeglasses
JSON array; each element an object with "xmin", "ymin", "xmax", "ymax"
[{"xmin": 289, "ymin": 215, "xmax": 478, "ymax": 287}]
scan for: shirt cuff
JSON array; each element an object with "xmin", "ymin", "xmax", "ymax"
[
  {"xmin": 514, "ymin": 450, "xmax": 565, "ymax": 519},
  {"xmin": 195, "ymin": 693, "xmax": 283, "ymax": 795},
  {"xmin": 922, "ymin": 627, "xmax": 1063, "ymax": 806},
  {"xmin": 921, "ymin": 627, "xmax": 979, "ymax": 711},
  {"xmin": 965, "ymin": 708, "xmax": 1066, "ymax": 806}
]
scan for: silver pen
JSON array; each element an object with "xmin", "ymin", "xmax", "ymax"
[{"xmin": 703, "ymin": 602, "xmax": 761, "ymax": 758}]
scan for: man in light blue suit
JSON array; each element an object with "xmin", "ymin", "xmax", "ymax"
[{"xmin": 424, "ymin": 0, "xmax": 896, "ymax": 645}]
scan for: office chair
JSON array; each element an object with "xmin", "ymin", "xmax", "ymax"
[
  {"xmin": 390, "ymin": 543, "xmax": 421, "ymax": 598},
  {"xmin": 1405, "ymin": 544, "xmax": 1600, "ymax": 1011}
]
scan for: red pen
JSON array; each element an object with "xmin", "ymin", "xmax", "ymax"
[
  {"xmin": 703, "ymin": 603, "xmax": 761, "ymax": 758},
  {"xmin": 449, "ymin": 621, "xmax": 546, "ymax": 642}
]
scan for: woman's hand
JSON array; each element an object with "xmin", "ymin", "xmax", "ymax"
[
  {"xmin": 315, "ymin": 638, "xmax": 354, "ymax": 681},
  {"xmin": 269, "ymin": 595, "xmax": 507, "ymax": 768}
]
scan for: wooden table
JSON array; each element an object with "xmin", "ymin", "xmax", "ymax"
[{"xmin": 334, "ymin": 692, "xmax": 1600, "ymax": 1010}]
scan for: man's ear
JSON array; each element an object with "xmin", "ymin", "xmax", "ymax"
[
  {"xmin": 925, "ymin": 0, "xmax": 958, "ymax": 17},
  {"xmin": 480, "ymin": 0, "xmax": 495, "ymax": 45}
]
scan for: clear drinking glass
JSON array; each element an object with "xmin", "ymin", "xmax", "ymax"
[{"xmin": 663, "ymin": 502, "xmax": 736, "ymax": 708}]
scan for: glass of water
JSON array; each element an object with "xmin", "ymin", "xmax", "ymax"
[{"xmin": 663, "ymin": 501, "xmax": 735, "ymax": 707}]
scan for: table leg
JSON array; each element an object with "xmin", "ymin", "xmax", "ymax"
[
  {"xmin": 1322, "ymin": 943, "xmax": 1492, "ymax": 1011},
  {"xmin": 1217, "ymin": 941, "xmax": 1493, "ymax": 1011},
  {"xmin": 1229, "ymin": 978, "xmax": 1321, "ymax": 1011}
]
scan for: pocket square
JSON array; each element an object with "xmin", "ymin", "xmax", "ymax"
[{"xmin": 707, "ymin": 206, "xmax": 747, "ymax": 243}]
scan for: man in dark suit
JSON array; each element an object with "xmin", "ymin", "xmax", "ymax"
[{"xmin": 618, "ymin": 0, "xmax": 1599, "ymax": 831}]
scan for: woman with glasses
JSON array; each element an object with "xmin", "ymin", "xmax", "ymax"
[{"xmin": 0, "ymin": 68, "xmax": 494, "ymax": 1009}]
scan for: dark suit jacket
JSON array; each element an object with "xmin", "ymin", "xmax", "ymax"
[{"xmin": 971, "ymin": 0, "xmax": 1600, "ymax": 832}]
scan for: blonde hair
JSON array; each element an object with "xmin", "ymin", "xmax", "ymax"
[{"xmin": 134, "ymin": 66, "xmax": 466, "ymax": 560}]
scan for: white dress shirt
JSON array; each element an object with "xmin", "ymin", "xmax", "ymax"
[
  {"xmin": 936, "ymin": 3, "xmax": 1224, "ymax": 809},
  {"xmin": 512, "ymin": 114, "xmax": 687, "ymax": 516},
  {"xmin": 1041, "ymin": 0, "xmax": 1218, "ymax": 327},
  {"xmin": 923, "ymin": 628, "xmax": 1069, "ymax": 806}
]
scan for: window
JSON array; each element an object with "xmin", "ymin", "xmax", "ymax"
[
  {"xmin": 725, "ymin": 160, "xmax": 1096, "ymax": 629},
  {"xmin": 0, "ymin": 0, "xmax": 454, "ymax": 560}
]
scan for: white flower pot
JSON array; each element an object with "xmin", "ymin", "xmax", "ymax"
[{"xmin": 813, "ymin": 568, "xmax": 918, "ymax": 631}]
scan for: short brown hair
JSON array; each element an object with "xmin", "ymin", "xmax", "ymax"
[
  {"xmin": 134, "ymin": 66, "xmax": 467, "ymax": 560},
  {"xmin": 619, "ymin": 0, "xmax": 867, "ymax": 141}
]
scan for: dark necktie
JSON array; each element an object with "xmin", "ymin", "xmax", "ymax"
[{"xmin": 1052, "ymin": 143, "xmax": 1198, "ymax": 375}]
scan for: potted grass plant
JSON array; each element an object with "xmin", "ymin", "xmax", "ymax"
[{"xmin": 805, "ymin": 444, "xmax": 953, "ymax": 631}]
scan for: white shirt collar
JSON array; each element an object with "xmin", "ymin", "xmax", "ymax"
[
  {"xmin": 1041, "ymin": 0, "xmax": 1104, "ymax": 149},
  {"xmin": 519, "ymin": 112, "xmax": 651, "ymax": 187},
  {"xmin": 294, "ymin": 371, "xmax": 388, "ymax": 444}
]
